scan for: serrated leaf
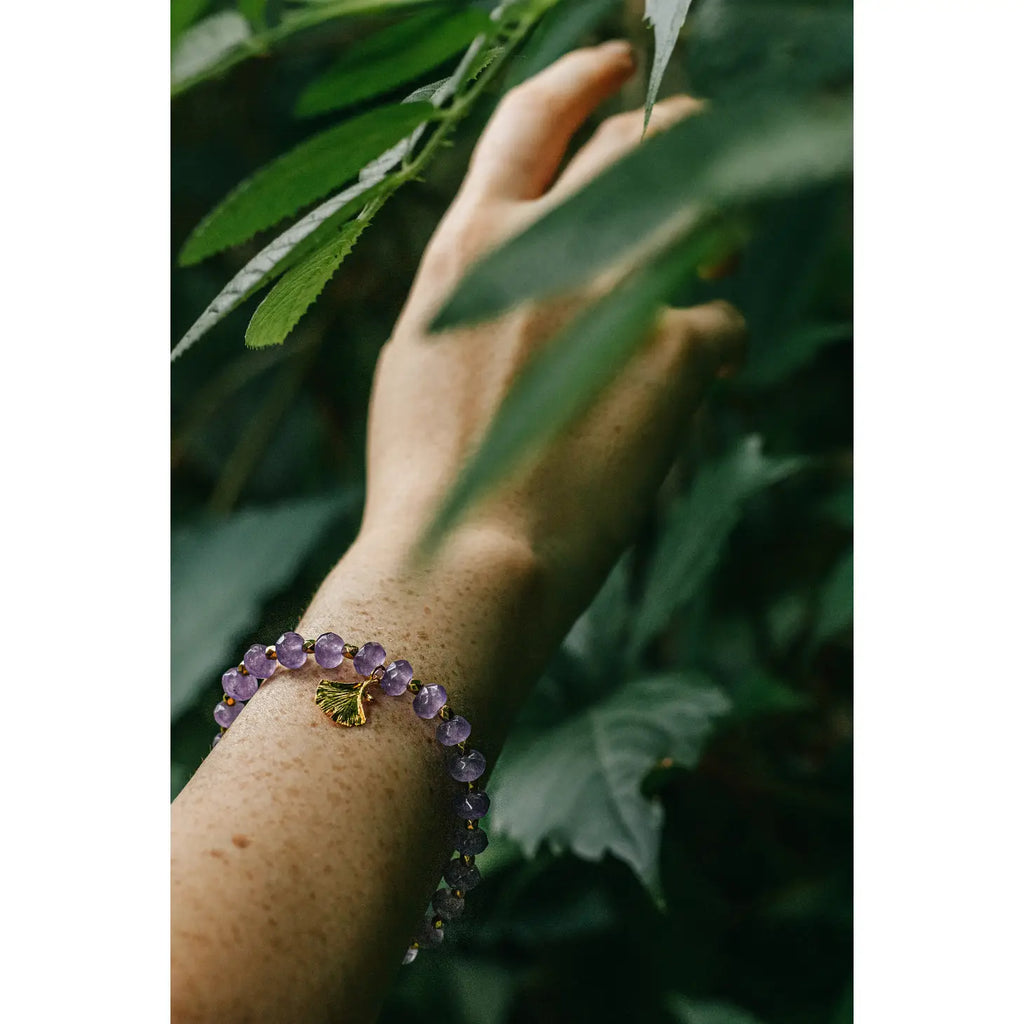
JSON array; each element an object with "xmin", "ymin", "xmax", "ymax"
[
  {"xmin": 171, "ymin": 494, "xmax": 354, "ymax": 720},
  {"xmin": 490, "ymin": 674, "xmax": 730, "ymax": 887},
  {"xmin": 643, "ymin": 1, "xmax": 694, "ymax": 128},
  {"xmin": 813, "ymin": 547, "xmax": 853, "ymax": 644},
  {"xmin": 172, "ymin": 175, "xmax": 390, "ymax": 360},
  {"xmin": 423, "ymin": 232, "xmax": 724, "ymax": 551},
  {"xmin": 172, "ymin": 10, "xmax": 254, "ymax": 88},
  {"xmin": 633, "ymin": 436, "xmax": 802, "ymax": 651},
  {"xmin": 295, "ymin": 7, "xmax": 490, "ymax": 118},
  {"xmin": 245, "ymin": 216, "xmax": 370, "ymax": 348},
  {"xmin": 430, "ymin": 95, "xmax": 852, "ymax": 331},
  {"xmin": 179, "ymin": 101, "xmax": 434, "ymax": 266}
]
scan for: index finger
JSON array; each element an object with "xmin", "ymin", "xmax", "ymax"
[{"xmin": 460, "ymin": 41, "xmax": 636, "ymax": 203}]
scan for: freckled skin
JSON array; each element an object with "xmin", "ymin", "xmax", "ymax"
[{"xmin": 171, "ymin": 44, "xmax": 744, "ymax": 1024}]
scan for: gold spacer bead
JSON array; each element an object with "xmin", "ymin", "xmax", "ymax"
[
  {"xmin": 438, "ymin": 705, "xmax": 452, "ymax": 721},
  {"xmin": 453, "ymin": 889, "xmax": 464, "ymax": 899},
  {"xmin": 237, "ymin": 663, "xmax": 249, "ymax": 675},
  {"xmin": 302, "ymin": 639, "xmax": 316, "ymax": 654},
  {"xmin": 466, "ymin": 820, "xmax": 477, "ymax": 831},
  {"xmin": 408, "ymin": 679, "xmax": 422, "ymax": 694},
  {"xmin": 342, "ymin": 644, "xmax": 359, "ymax": 660},
  {"xmin": 432, "ymin": 916, "xmax": 444, "ymax": 930},
  {"xmin": 456, "ymin": 741, "xmax": 467, "ymax": 754},
  {"xmin": 223, "ymin": 695, "xmax": 236, "ymax": 706},
  {"xmin": 460, "ymin": 854, "xmax": 475, "ymax": 867},
  {"xmin": 219, "ymin": 727, "xmax": 227, "ymax": 735},
  {"xmin": 466, "ymin": 780, "xmax": 476, "ymax": 791},
  {"xmin": 265, "ymin": 645, "xmax": 277, "ymax": 660},
  {"xmin": 410, "ymin": 941, "xmax": 419, "ymax": 950}
]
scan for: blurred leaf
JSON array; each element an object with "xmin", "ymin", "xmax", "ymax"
[
  {"xmin": 171, "ymin": 0, "xmax": 212, "ymax": 43},
  {"xmin": 634, "ymin": 436, "xmax": 802, "ymax": 652},
  {"xmin": 643, "ymin": 0, "xmax": 694, "ymax": 127},
  {"xmin": 171, "ymin": 494, "xmax": 353, "ymax": 720},
  {"xmin": 490, "ymin": 673, "xmax": 730, "ymax": 887},
  {"xmin": 172, "ymin": 10, "xmax": 254, "ymax": 89},
  {"xmin": 431, "ymin": 95, "xmax": 852, "ymax": 330},
  {"xmin": 820, "ymin": 483, "xmax": 853, "ymax": 529},
  {"xmin": 295, "ymin": 7, "xmax": 490, "ymax": 117},
  {"xmin": 688, "ymin": 0, "xmax": 853, "ymax": 102},
  {"xmin": 507, "ymin": 0, "xmax": 620, "ymax": 87},
  {"xmin": 813, "ymin": 546, "xmax": 853, "ymax": 643},
  {"xmin": 172, "ymin": 175, "xmax": 391, "ymax": 360},
  {"xmin": 730, "ymin": 670, "xmax": 809, "ymax": 718},
  {"xmin": 667, "ymin": 995, "xmax": 767, "ymax": 1024},
  {"xmin": 424, "ymin": 230, "xmax": 726, "ymax": 549},
  {"xmin": 742, "ymin": 321, "xmax": 851, "ymax": 388},
  {"xmin": 179, "ymin": 101, "xmax": 435, "ymax": 266},
  {"xmin": 245, "ymin": 216, "xmax": 370, "ymax": 348}
]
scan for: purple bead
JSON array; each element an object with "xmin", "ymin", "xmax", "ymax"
[
  {"xmin": 449, "ymin": 749, "xmax": 486, "ymax": 782},
  {"xmin": 453, "ymin": 790, "xmax": 490, "ymax": 819},
  {"xmin": 222, "ymin": 667, "xmax": 258, "ymax": 702},
  {"xmin": 443, "ymin": 859, "xmax": 481, "ymax": 891},
  {"xmin": 314, "ymin": 632, "xmax": 345, "ymax": 669},
  {"xmin": 431, "ymin": 888, "xmax": 465, "ymax": 921},
  {"xmin": 452, "ymin": 826, "xmax": 488, "ymax": 856},
  {"xmin": 213, "ymin": 700, "xmax": 243, "ymax": 728},
  {"xmin": 436, "ymin": 715, "xmax": 471, "ymax": 746},
  {"xmin": 243, "ymin": 644, "xmax": 277, "ymax": 679},
  {"xmin": 401, "ymin": 946, "xmax": 418, "ymax": 965},
  {"xmin": 413, "ymin": 683, "xmax": 448, "ymax": 719},
  {"xmin": 381, "ymin": 660, "xmax": 413, "ymax": 696},
  {"xmin": 353, "ymin": 642, "xmax": 386, "ymax": 676},
  {"xmin": 276, "ymin": 631, "xmax": 306, "ymax": 669},
  {"xmin": 418, "ymin": 920, "xmax": 444, "ymax": 947}
]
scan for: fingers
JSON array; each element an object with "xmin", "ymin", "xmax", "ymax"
[
  {"xmin": 460, "ymin": 41, "xmax": 636, "ymax": 202},
  {"xmin": 655, "ymin": 300, "xmax": 748, "ymax": 383},
  {"xmin": 545, "ymin": 95, "xmax": 703, "ymax": 205}
]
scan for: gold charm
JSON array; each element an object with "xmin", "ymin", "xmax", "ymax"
[{"xmin": 315, "ymin": 679, "xmax": 371, "ymax": 726}]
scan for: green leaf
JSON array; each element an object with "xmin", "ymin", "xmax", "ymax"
[
  {"xmin": 171, "ymin": 494, "xmax": 354, "ymax": 720},
  {"xmin": 813, "ymin": 547, "xmax": 853, "ymax": 644},
  {"xmin": 643, "ymin": 0, "xmax": 694, "ymax": 127},
  {"xmin": 238, "ymin": 0, "xmax": 268, "ymax": 30},
  {"xmin": 171, "ymin": 10, "xmax": 254, "ymax": 89},
  {"xmin": 172, "ymin": 175, "xmax": 391, "ymax": 360},
  {"xmin": 506, "ymin": 0, "xmax": 620, "ymax": 88},
  {"xmin": 423, "ymin": 233, "xmax": 723, "ymax": 550},
  {"xmin": 179, "ymin": 101, "xmax": 434, "ymax": 266},
  {"xmin": 491, "ymin": 674, "xmax": 730, "ymax": 887},
  {"xmin": 742, "ymin": 321, "xmax": 851, "ymax": 388},
  {"xmin": 295, "ymin": 7, "xmax": 491, "ymax": 118},
  {"xmin": 171, "ymin": 0, "xmax": 213, "ymax": 43},
  {"xmin": 667, "ymin": 995, "xmax": 767, "ymax": 1024},
  {"xmin": 633, "ymin": 436, "xmax": 802, "ymax": 651},
  {"xmin": 431, "ymin": 95, "xmax": 852, "ymax": 331},
  {"xmin": 245, "ymin": 217, "xmax": 370, "ymax": 348}
]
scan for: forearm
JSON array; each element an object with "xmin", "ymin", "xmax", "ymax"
[{"xmin": 171, "ymin": 528, "xmax": 549, "ymax": 1024}]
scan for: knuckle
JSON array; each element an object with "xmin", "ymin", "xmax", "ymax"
[{"xmin": 596, "ymin": 110, "xmax": 643, "ymax": 143}]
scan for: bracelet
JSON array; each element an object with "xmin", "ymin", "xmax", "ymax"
[{"xmin": 209, "ymin": 629, "xmax": 491, "ymax": 966}]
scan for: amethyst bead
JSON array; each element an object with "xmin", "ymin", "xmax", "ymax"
[
  {"xmin": 443, "ymin": 859, "xmax": 481, "ymax": 891},
  {"xmin": 452, "ymin": 826, "xmax": 489, "ymax": 856},
  {"xmin": 381, "ymin": 660, "xmax": 413, "ymax": 696},
  {"xmin": 453, "ymin": 790, "xmax": 490, "ymax": 819},
  {"xmin": 431, "ymin": 888, "xmax": 465, "ymax": 921},
  {"xmin": 243, "ymin": 644, "xmax": 277, "ymax": 679},
  {"xmin": 418, "ymin": 920, "xmax": 444, "ymax": 947},
  {"xmin": 449, "ymin": 749, "xmax": 486, "ymax": 782},
  {"xmin": 213, "ymin": 700, "xmax": 243, "ymax": 728},
  {"xmin": 314, "ymin": 632, "xmax": 346, "ymax": 669},
  {"xmin": 353, "ymin": 642, "xmax": 386, "ymax": 676},
  {"xmin": 413, "ymin": 683, "xmax": 448, "ymax": 719},
  {"xmin": 275, "ymin": 631, "xmax": 307, "ymax": 669},
  {"xmin": 222, "ymin": 667, "xmax": 258, "ymax": 702},
  {"xmin": 436, "ymin": 715, "xmax": 471, "ymax": 746}
]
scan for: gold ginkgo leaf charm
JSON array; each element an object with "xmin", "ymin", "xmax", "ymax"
[{"xmin": 315, "ymin": 679, "xmax": 372, "ymax": 727}]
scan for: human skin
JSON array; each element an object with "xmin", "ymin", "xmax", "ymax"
[{"xmin": 171, "ymin": 42, "xmax": 745, "ymax": 1024}]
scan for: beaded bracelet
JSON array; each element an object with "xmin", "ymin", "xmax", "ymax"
[{"xmin": 209, "ymin": 629, "xmax": 490, "ymax": 966}]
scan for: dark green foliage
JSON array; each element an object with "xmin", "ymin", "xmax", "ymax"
[{"xmin": 172, "ymin": 2, "xmax": 852, "ymax": 1021}]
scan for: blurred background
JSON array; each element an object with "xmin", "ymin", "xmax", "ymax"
[{"xmin": 172, "ymin": 2, "xmax": 852, "ymax": 1022}]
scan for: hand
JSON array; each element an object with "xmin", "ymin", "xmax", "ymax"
[{"xmin": 359, "ymin": 42, "xmax": 745, "ymax": 618}]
